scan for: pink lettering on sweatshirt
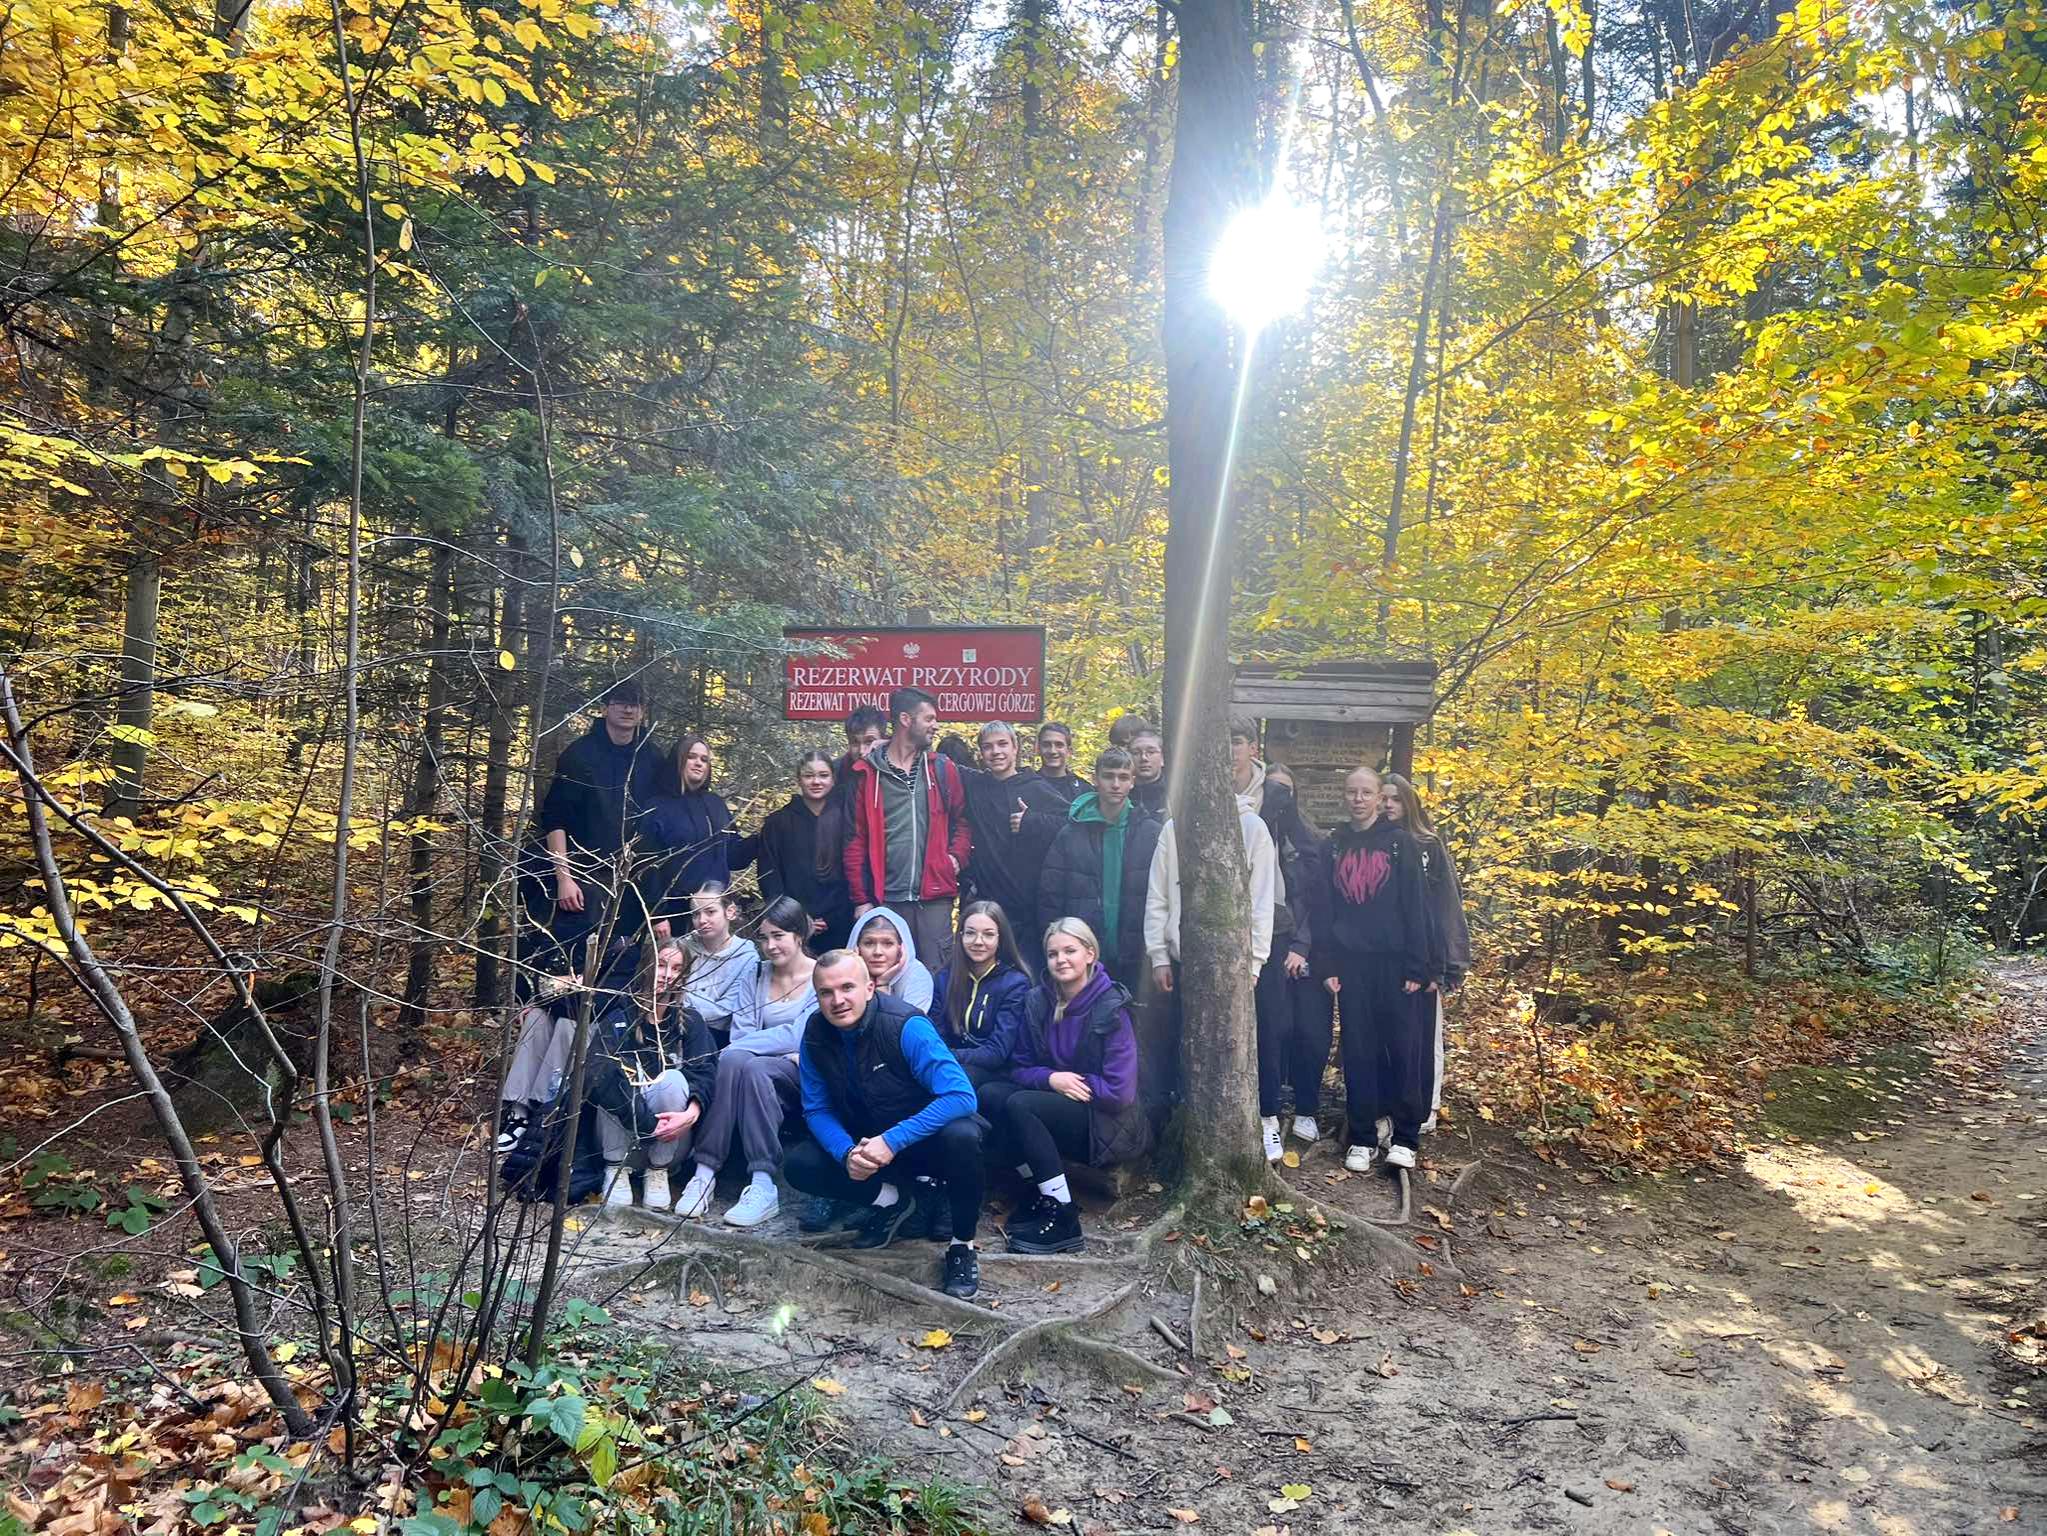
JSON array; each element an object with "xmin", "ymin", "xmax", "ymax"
[{"xmin": 1333, "ymin": 846, "xmax": 1392, "ymax": 905}]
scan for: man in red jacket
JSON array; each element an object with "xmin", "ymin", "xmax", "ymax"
[{"xmin": 845, "ymin": 687, "xmax": 972, "ymax": 967}]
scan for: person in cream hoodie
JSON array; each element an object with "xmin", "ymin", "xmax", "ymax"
[{"xmin": 1144, "ymin": 723, "xmax": 1278, "ymax": 1152}]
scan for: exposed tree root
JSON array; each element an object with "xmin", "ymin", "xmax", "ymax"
[
  {"xmin": 1148, "ymin": 1314, "xmax": 1188, "ymax": 1353},
  {"xmin": 806, "ymin": 1239, "xmax": 1127, "ymax": 1281},
  {"xmin": 1131, "ymin": 1201, "xmax": 1189, "ymax": 1258},
  {"xmin": 601, "ymin": 1213, "xmax": 1003, "ymax": 1327},
  {"xmin": 942, "ymin": 1280, "xmax": 1177, "ymax": 1410},
  {"xmin": 1188, "ymin": 1270, "xmax": 1204, "ymax": 1359},
  {"xmin": 1035, "ymin": 1333, "xmax": 1184, "ymax": 1389},
  {"xmin": 670, "ymin": 1254, "xmax": 724, "ymax": 1312},
  {"xmin": 1447, "ymin": 1159, "xmax": 1484, "ymax": 1211},
  {"xmin": 1267, "ymin": 1170, "xmax": 1448, "ymax": 1273}
]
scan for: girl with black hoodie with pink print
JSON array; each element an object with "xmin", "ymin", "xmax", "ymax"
[{"xmin": 1310, "ymin": 764, "xmax": 1438, "ymax": 1175}]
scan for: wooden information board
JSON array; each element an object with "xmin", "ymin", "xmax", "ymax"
[{"xmin": 1261, "ymin": 718, "xmax": 1392, "ymax": 833}]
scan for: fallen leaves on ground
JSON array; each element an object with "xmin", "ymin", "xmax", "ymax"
[
  {"xmin": 1267, "ymin": 1483, "xmax": 1313, "ymax": 1514},
  {"xmin": 809, "ymin": 1378, "xmax": 845, "ymax": 1397},
  {"xmin": 915, "ymin": 1328, "xmax": 952, "ymax": 1349},
  {"xmin": 1000, "ymin": 1425, "xmax": 1050, "ymax": 1466},
  {"xmin": 1019, "ymin": 1494, "xmax": 1070, "ymax": 1526}
]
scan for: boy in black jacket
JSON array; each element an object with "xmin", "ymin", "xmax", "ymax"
[
  {"xmin": 1033, "ymin": 748, "xmax": 1163, "ymax": 990},
  {"xmin": 1310, "ymin": 765, "xmax": 1438, "ymax": 1172},
  {"xmin": 936, "ymin": 721, "xmax": 1041, "ymax": 934}
]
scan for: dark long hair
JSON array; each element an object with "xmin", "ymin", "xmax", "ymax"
[
  {"xmin": 944, "ymin": 900, "xmax": 1026, "ymax": 1024},
  {"xmin": 758, "ymin": 895, "xmax": 814, "ymax": 955},
  {"xmin": 1381, "ymin": 773, "xmax": 1436, "ymax": 838},
  {"xmin": 797, "ymin": 748, "xmax": 849, "ymax": 882}
]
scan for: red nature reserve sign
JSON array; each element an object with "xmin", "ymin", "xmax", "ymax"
[{"xmin": 783, "ymin": 626, "xmax": 1046, "ymax": 723}]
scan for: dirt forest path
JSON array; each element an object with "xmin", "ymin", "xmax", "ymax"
[{"xmin": 575, "ymin": 967, "xmax": 2047, "ymax": 1534}]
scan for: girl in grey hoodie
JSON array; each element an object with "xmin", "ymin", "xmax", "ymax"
[
  {"xmin": 681, "ymin": 882, "xmax": 760, "ymax": 1046},
  {"xmin": 853, "ymin": 905, "xmax": 936, "ymax": 1012}
]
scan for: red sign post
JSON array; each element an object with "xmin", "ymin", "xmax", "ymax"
[{"xmin": 783, "ymin": 626, "xmax": 1047, "ymax": 723}]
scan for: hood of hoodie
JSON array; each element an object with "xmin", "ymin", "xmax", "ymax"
[
  {"xmin": 1067, "ymin": 790, "xmax": 1129, "ymax": 827},
  {"xmin": 1066, "ymin": 962, "xmax": 1129, "ymax": 1017},
  {"xmin": 1235, "ymin": 758, "xmax": 1267, "ymax": 816},
  {"xmin": 854, "ymin": 904, "xmax": 919, "ymax": 970}
]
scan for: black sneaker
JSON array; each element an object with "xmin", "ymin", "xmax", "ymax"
[
  {"xmin": 941, "ymin": 1242, "xmax": 980, "ymax": 1299},
  {"xmin": 798, "ymin": 1196, "xmax": 852, "ymax": 1233},
  {"xmin": 1006, "ymin": 1197, "xmax": 1084, "ymax": 1255},
  {"xmin": 850, "ymin": 1190, "xmax": 920, "ymax": 1249}
]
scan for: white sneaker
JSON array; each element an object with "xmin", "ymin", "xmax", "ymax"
[
  {"xmin": 1375, "ymin": 1116, "xmax": 1393, "ymax": 1150},
  {"xmin": 722, "ymin": 1180, "xmax": 780, "ymax": 1228},
  {"xmin": 1260, "ymin": 1116, "xmax": 1283, "ymax": 1163},
  {"xmin": 1385, "ymin": 1144, "xmax": 1416, "ymax": 1170},
  {"xmin": 600, "ymin": 1165, "xmax": 635, "ymax": 1209},
  {"xmin": 675, "ymin": 1168, "xmax": 715, "ymax": 1220},
  {"xmin": 494, "ymin": 1108, "xmax": 527, "ymax": 1156},
  {"xmin": 1344, "ymin": 1145, "xmax": 1374, "ymax": 1173},
  {"xmin": 641, "ymin": 1168, "xmax": 671, "ymax": 1210},
  {"xmin": 1291, "ymin": 1116, "xmax": 1321, "ymax": 1144}
]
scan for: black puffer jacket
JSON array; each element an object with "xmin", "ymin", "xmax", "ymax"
[{"xmin": 1035, "ymin": 802, "xmax": 1164, "ymax": 988}]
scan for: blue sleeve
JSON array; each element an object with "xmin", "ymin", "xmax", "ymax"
[
  {"xmin": 881, "ymin": 1016, "xmax": 977, "ymax": 1155},
  {"xmin": 799, "ymin": 1039, "xmax": 856, "ymax": 1163}
]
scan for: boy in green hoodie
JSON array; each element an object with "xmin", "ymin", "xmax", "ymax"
[{"xmin": 1033, "ymin": 748, "xmax": 1163, "ymax": 990}]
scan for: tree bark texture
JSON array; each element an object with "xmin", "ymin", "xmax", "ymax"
[{"xmin": 1161, "ymin": 0, "xmax": 1261, "ymax": 1178}]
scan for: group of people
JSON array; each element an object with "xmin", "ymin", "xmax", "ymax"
[{"xmin": 496, "ymin": 682, "xmax": 1470, "ymax": 1299}]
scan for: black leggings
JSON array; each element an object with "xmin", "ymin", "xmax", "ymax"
[
  {"xmin": 782, "ymin": 1118, "xmax": 986, "ymax": 1242},
  {"xmin": 978, "ymin": 1079, "xmax": 1092, "ymax": 1184}
]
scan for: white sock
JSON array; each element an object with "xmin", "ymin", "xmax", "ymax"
[
  {"xmin": 749, "ymin": 1169, "xmax": 774, "ymax": 1192},
  {"xmin": 687, "ymin": 1164, "xmax": 714, "ymax": 1185},
  {"xmin": 1038, "ymin": 1175, "xmax": 1072, "ymax": 1205},
  {"xmin": 950, "ymin": 1239, "xmax": 977, "ymax": 1251},
  {"xmin": 871, "ymin": 1182, "xmax": 900, "ymax": 1208}
]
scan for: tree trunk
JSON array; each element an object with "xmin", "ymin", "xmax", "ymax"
[
  {"xmin": 402, "ymin": 541, "xmax": 455, "ymax": 1032},
  {"xmin": 108, "ymin": 0, "xmax": 246, "ymax": 815},
  {"xmin": 108, "ymin": 545, "xmax": 162, "ymax": 815},
  {"xmin": 473, "ymin": 533, "xmax": 529, "ymax": 1008},
  {"xmin": 1161, "ymin": 0, "xmax": 1260, "ymax": 1183}
]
